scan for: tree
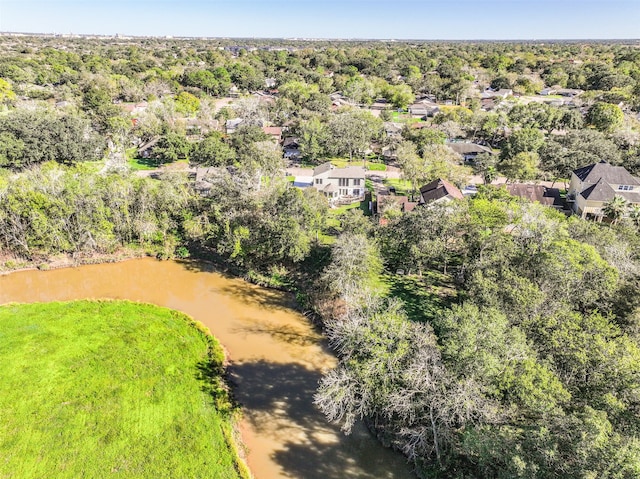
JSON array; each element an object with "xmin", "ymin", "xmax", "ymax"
[
  {"xmin": 151, "ymin": 131, "xmax": 192, "ymax": 164},
  {"xmin": 190, "ymin": 132, "xmax": 235, "ymax": 166},
  {"xmin": 603, "ymin": 195, "xmax": 629, "ymax": 225},
  {"xmin": 628, "ymin": 204, "xmax": 640, "ymax": 230},
  {"xmin": 401, "ymin": 127, "xmax": 446, "ymax": 156},
  {"xmin": 500, "ymin": 127, "xmax": 545, "ymax": 161},
  {"xmin": 0, "ymin": 78, "xmax": 16, "ymax": 104},
  {"xmin": 499, "ymin": 151, "xmax": 540, "ymax": 181},
  {"xmin": 174, "ymin": 91, "xmax": 200, "ymax": 116},
  {"xmin": 328, "ymin": 110, "xmax": 382, "ymax": 161},
  {"xmin": 383, "ymin": 83, "xmax": 414, "ymax": 109},
  {"xmin": 319, "ymin": 233, "xmax": 382, "ymax": 306},
  {"xmin": 298, "ymin": 116, "xmax": 329, "ymax": 163},
  {"xmin": 395, "ymin": 141, "xmax": 422, "ymax": 195},
  {"xmin": 474, "ymin": 152, "xmax": 498, "ymax": 184},
  {"xmin": 540, "ymin": 129, "xmax": 621, "ymax": 180},
  {"xmin": 182, "ymin": 69, "xmax": 218, "ymax": 94},
  {"xmin": 0, "ymin": 110, "xmax": 104, "ymax": 169},
  {"xmin": 587, "ymin": 102, "xmax": 624, "ymax": 133}
]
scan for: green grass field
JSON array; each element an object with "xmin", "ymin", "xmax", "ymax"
[
  {"xmin": 127, "ymin": 157, "xmax": 158, "ymax": 171},
  {"xmin": 0, "ymin": 300, "xmax": 248, "ymax": 479},
  {"xmin": 383, "ymin": 178, "xmax": 414, "ymax": 196}
]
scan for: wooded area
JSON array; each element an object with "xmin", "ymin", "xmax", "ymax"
[{"xmin": 1, "ymin": 35, "xmax": 640, "ymax": 478}]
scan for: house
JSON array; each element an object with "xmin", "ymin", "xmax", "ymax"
[
  {"xmin": 419, "ymin": 178, "xmax": 464, "ymax": 204},
  {"xmin": 118, "ymin": 101, "xmax": 148, "ymax": 114},
  {"xmin": 370, "ymin": 99, "xmax": 392, "ymax": 111},
  {"xmin": 481, "ymin": 89, "xmax": 513, "ymax": 100},
  {"xmin": 383, "ymin": 122, "xmax": 404, "ymax": 139},
  {"xmin": 408, "ymin": 101, "xmax": 440, "ymax": 118},
  {"xmin": 377, "ymin": 194, "xmax": 418, "ymax": 216},
  {"xmin": 226, "ymin": 118, "xmax": 243, "ymax": 134},
  {"xmin": 329, "ymin": 92, "xmax": 354, "ymax": 109},
  {"xmin": 312, "ymin": 162, "xmax": 366, "ymax": 204},
  {"xmin": 557, "ymin": 88, "xmax": 584, "ymax": 98},
  {"xmin": 262, "ymin": 126, "xmax": 283, "ymax": 143},
  {"xmin": 283, "ymin": 137, "xmax": 301, "ymax": 159},
  {"xmin": 376, "ymin": 194, "xmax": 418, "ymax": 225},
  {"xmin": 446, "ymin": 142, "xmax": 493, "ymax": 162},
  {"xmin": 568, "ymin": 161, "xmax": 640, "ymax": 219},
  {"xmin": 137, "ymin": 136, "xmax": 161, "ymax": 159},
  {"xmin": 505, "ymin": 184, "xmax": 564, "ymax": 209}
]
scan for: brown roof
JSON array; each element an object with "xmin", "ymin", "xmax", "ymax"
[
  {"xmin": 262, "ymin": 126, "xmax": 282, "ymax": 137},
  {"xmin": 419, "ymin": 178, "xmax": 463, "ymax": 203},
  {"xmin": 377, "ymin": 194, "xmax": 419, "ymax": 214},
  {"xmin": 506, "ymin": 184, "xmax": 563, "ymax": 208}
]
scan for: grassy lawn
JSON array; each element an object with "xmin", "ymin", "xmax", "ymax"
[
  {"xmin": 380, "ymin": 271, "xmax": 457, "ymax": 323},
  {"xmin": 294, "ymin": 158, "xmax": 387, "ymax": 171},
  {"xmin": 127, "ymin": 157, "xmax": 159, "ymax": 171},
  {"xmin": 0, "ymin": 300, "xmax": 248, "ymax": 479},
  {"xmin": 383, "ymin": 178, "xmax": 414, "ymax": 196},
  {"xmin": 328, "ymin": 158, "xmax": 387, "ymax": 171}
]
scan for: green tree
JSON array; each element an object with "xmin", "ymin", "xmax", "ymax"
[
  {"xmin": 328, "ymin": 110, "xmax": 382, "ymax": 161},
  {"xmin": 175, "ymin": 91, "xmax": 201, "ymax": 116},
  {"xmin": 603, "ymin": 195, "xmax": 629, "ymax": 225},
  {"xmin": 0, "ymin": 78, "xmax": 16, "ymax": 104},
  {"xmin": 298, "ymin": 116, "xmax": 330, "ymax": 163},
  {"xmin": 500, "ymin": 127, "xmax": 545, "ymax": 161},
  {"xmin": 587, "ymin": 102, "xmax": 624, "ymax": 133},
  {"xmin": 499, "ymin": 151, "xmax": 540, "ymax": 181},
  {"xmin": 151, "ymin": 131, "xmax": 192, "ymax": 164},
  {"xmin": 191, "ymin": 133, "xmax": 235, "ymax": 166}
]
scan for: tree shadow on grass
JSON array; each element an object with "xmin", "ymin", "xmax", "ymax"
[
  {"xmin": 384, "ymin": 273, "xmax": 457, "ymax": 324},
  {"xmin": 227, "ymin": 359, "xmax": 415, "ymax": 479}
]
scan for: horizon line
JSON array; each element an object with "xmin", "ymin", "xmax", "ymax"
[{"xmin": 1, "ymin": 31, "xmax": 639, "ymax": 43}]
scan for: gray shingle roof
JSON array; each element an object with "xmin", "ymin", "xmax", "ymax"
[
  {"xmin": 574, "ymin": 161, "xmax": 640, "ymax": 186},
  {"xmin": 312, "ymin": 162, "xmax": 333, "ymax": 176},
  {"xmin": 328, "ymin": 166, "xmax": 366, "ymax": 180},
  {"xmin": 447, "ymin": 143, "xmax": 493, "ymax": 155}
]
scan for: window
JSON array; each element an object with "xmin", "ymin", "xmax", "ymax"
[
  {"xmin": 353, "ymin": 189, "xmax": 360, "ymax": 196},
  {"xmin": 339, "ymin": 189, "xmax": 348, "ymax": 196},
  {"xmin": 618, "ymin": 185, "xmax": 634, "ymax": 191},
  {"xmin": 338, "ymin": 178, "xmax": 348, "ymax": 186},
  {"xmin": 353, "ymin": 179, "xmax": 361, "ymax": 186},
  {"xmin": 315, "ymin": 178, "xmax": 322, "ymax": 185}
]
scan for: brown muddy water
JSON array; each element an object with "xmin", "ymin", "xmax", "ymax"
[{"xmin": 0, "ymin": 258, "xmax": 415, "ymax": 479}]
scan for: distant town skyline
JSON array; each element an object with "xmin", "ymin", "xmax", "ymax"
[{"xmin": 0, "ymin": 0, "xmax": 638, "ymax": 40}]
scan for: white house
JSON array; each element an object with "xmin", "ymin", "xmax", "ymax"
[{"xmin": 312, "ymin": 162, "xmax": 366, "ymax": 204}]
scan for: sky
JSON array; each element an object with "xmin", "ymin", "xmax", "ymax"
[{"xmin": 0, "ymin": 0, "xmax": 638, "ymax": 40}]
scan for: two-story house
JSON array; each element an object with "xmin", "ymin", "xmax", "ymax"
[
  {"xmin": 568, "ymin": 161, "xmax": 640, "ymax": 219},
  {"xmin": 312, "ymin": 162, "xmax": 366, "ymax": 204}
]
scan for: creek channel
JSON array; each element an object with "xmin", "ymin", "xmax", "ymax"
[{"xmin": 0, "ymin": 258, "xmax": 415, "ymax": 479}]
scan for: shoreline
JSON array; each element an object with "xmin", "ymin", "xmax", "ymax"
[{"xmin": 0, "ymin": 249, "xmax": 149, "ymax": 276}]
